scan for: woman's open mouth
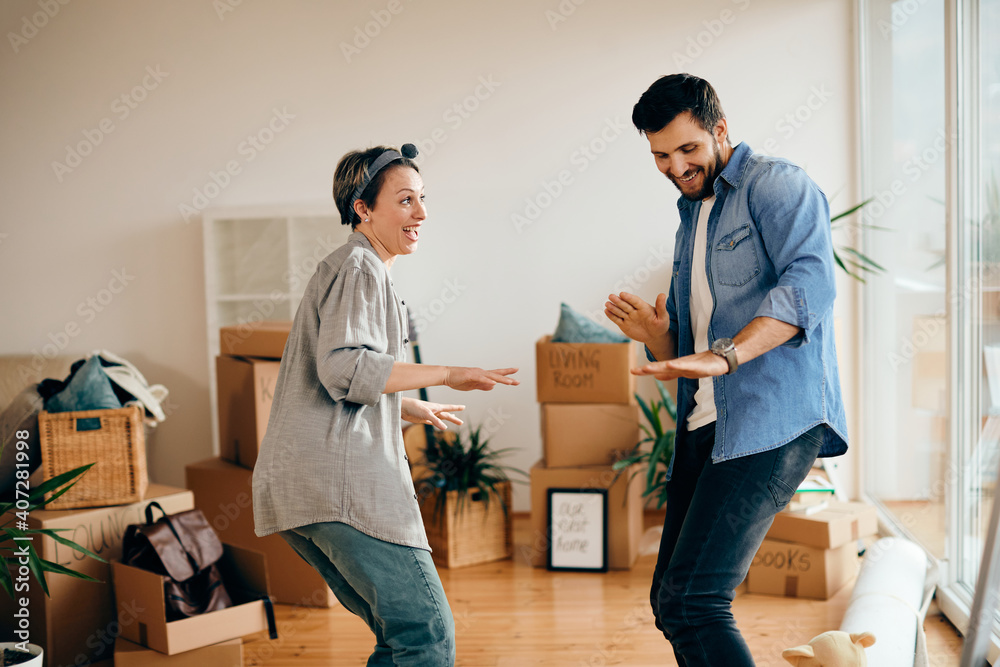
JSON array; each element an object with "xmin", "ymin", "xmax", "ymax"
[{"xmin": 403, "ymin": 226, "xmax": 419, "ymax": 242}]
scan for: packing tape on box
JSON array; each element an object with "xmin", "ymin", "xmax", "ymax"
[{"xmin": 839, "ymin": 537, "xmax": 937, "ymax": 667}]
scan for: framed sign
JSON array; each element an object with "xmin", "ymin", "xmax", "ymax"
[{"xmin": 547, "ymin": 488, "xmax": 608, "ymax": 572}]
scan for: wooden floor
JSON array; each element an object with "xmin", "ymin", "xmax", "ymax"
[
  {"xmin": 241, "ymin": 514, "xmax": 965, "ymax": 666},
  {"xmin": 883, "ymin": 499, "xmax": 947, "ymax": 559}
]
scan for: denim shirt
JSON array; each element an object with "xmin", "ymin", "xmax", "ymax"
[{"xmin": 658, "ymin": 142, "xmax": 848, "ymax": 476}]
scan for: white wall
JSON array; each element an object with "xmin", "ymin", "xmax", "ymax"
[{"xmin": 0, "ymin": 0, "xmax": 861, "ymax": 510}]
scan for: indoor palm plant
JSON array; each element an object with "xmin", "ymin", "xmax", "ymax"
[
  {"xmin": 416, "ymin": 424, "xmax": 526, "ymax": 568},
  {"xmin": 613, "ymin": 380, "xmax": 677, "ymax": 509},
  {"xmin": 0, "ymin": 442, "xmax": 104, "ymax": 666}
]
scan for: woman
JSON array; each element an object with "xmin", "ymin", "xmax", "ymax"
[{"xmin": 252, "ymin": 143, "xmax": 518, "ymax": 666}]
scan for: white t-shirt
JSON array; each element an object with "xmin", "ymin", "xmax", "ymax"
[{"xmin": 687, "ymin": 196, "xmax": 718, "ymax": 430}]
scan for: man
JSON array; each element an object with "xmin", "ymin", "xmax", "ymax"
[{"xmin": 605, "ymin": 73, "xmax": 848, "ymax": 665}]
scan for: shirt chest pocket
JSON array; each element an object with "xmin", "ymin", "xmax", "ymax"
[{"xmin": 713, "ymin": 223, "xmax": 760, "ymax": 287}]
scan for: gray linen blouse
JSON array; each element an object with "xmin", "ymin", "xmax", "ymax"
[{"xmin": 252, "ymin": 231, "xmax": 429, "ymax": 550}]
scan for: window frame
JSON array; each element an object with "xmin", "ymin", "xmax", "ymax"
[{"xmin": 857, "ymin": 0, "xmax": 1000, "ymax": 659}]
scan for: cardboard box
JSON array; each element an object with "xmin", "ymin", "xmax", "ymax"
[
  {"xmin": 216, "ymin": 355, "xmax": 280, "ymax": 469},
  {"xmin": 768, "ymin": 501, "xmax": 878, "ymax": 550},
  {"xmin": 0, "ymin": 485, "xmax": 194, "ymax": 667},
  {"xmin": 219, "ymin": 320, "xmax": 292, "ymax": 359},
  {"xmin": 114, "ymin": 637, "xmax": 243, "ymax": 666},
  {"xmin": 747, "ymin": 539, "xmax": 858, "ymax": 600},
  {"xmin": 541, "ymin": 403, "xmax": 640, "ymax": 467},
  {"xmin": 185, "ymin": 457, "xmax": 336, "ymax": 607},
  {"xmin": 535, "ymin": 336, "xmax": 637, "ymax": 404},
  {"xmin": 525, "ymin": 460, "xmax": 644, "ymax": 570},
  {"xmin": 112, "ymin": 543, "xmax": 272, "ymax": 655}
]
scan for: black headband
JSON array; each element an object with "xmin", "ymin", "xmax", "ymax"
[{"xmin": 349, "ymin": 143, "xmax": 419, "ymax": 226}]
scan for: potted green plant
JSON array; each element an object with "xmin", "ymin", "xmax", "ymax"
[
  {"xmin": 0, "ymin": 446, "xmax": 105, "ymax": 667},
  {"xmin": 416, "ymin": 424, "xmax": 526, "ymax": 568},
  {"xmin": 613, "ymin": 380, "xmax": 677, "ymax": 509}
]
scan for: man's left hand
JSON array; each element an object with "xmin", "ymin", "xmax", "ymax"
[{"xmin": 632, "ymin": 351, "xmax": 729, "ymax": 381}]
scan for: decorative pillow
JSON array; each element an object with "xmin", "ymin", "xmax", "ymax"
[
  {"xmin": 44, "ymin": 355, "xmax": 122, "ymax": 413},
  {"xmin": 551, "ymin": 302, "xmax": 630, "ymax": 344},
  {"xmin": 0, "ymin": 384, "xmax": 43, "ymax": 500}
]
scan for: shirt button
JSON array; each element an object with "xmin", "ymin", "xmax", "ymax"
[
  {"xmin": 404, "ymin": 455, "xmax": 409, "ymax": 461},
  {"xmin": 401, "ymin": 300, "xmax": 406, "ymax": 305},
  {"xmin": 413, "ymin": 493, "xmax": 418, "ymax": 500},
  {"xmin": 404, "ymin": 338, "xmax": 409, "ymax": 344}
]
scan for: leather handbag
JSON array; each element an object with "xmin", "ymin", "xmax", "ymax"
[{"xmin": 122, "ymin": 501, "xmax": 233, "ymax": 621}]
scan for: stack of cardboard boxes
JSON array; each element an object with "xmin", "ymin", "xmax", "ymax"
[
  {"xmin": 109, "ymin": 321, "xmax": 333, "ymax": 665},
  {"xmin": 527, "ymin": 335, "xmax": 646, "ymax": 570},
  {"xmin": 0, "ymin": 485, "xmax": 196, "ymax": 667},
  {"xmin": 746, "ymin": 501, "xmax": 878, "ymax": 600},
  {"xmin": 108, "ymin": 321, "xmax": 311, "ymax": 665},
  {"xmin": 184, "ymin": 321, "xmax": 337, "ymax": 610}
]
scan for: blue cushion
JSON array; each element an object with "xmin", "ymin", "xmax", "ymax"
[
  {"xmin": 551, "ymin": 302, "xmax": 630, "ymax": 344},
  {"xmin": 44, "ymin": 356, "xmax": 122, "ymax": 413}
]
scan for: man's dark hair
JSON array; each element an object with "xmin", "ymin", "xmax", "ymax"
[{"xmin": 632, "ymin": 73, "xmax": 726, "ymax": 136}]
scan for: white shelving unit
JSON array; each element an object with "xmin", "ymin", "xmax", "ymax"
[{"xmin": 202, "ymin": 204, "xmax": 352, "ymax": 455}]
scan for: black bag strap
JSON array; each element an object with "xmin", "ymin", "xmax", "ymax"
[
  {"xmin": 228, "ymin": 582, "xmax": 278, "ymax": 640},
  {"xmin": 144, "ymin": 501, "xmax": 167, "ymax": 524},
  {"xmin": 262, "ymin": 595, "xmax": 278, "ymax": 640}
]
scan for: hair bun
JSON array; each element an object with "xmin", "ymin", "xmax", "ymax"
[{"xmin": 400, "ymin": 143, "xmax": 418, "ymax": 159}]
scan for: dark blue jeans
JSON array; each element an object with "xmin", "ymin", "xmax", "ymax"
[{"xmin": 650, "ymin": 423, "xmax": 825, "ymax": 666}]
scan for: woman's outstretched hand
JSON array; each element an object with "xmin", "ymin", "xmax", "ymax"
[
  {"xmin": 444, "ymin": 367, "xmax": 519, "ymax": 392},
  {"xmin": 401, "ymin": 397, "xmax": 465, "ymax": 430}
]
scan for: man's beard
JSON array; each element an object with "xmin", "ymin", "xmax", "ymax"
[{"xmin": 670, "ymin": 139, "xmax": 723, "ymax": 201}]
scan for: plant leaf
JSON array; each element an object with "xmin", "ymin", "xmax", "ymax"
[
  {"xmin": 830, "ymin": 198, "xmax": 873, "ymax": 223},
  {"xmin": 38, "ymin": 558, "xmax": 102, "ymax": 583},
  {"xmin": 635, "ymin": 393, "xmax": 657, "ymax": 432},
  {"xmin": 840, "ymin": 246, "xmax": 887, "ymax": 272},
  {"xmin": 655, "ymin": 380, "xmax": 677, "ymax": 422},
  {"xmin": 833, "ymin": 249, "xmax": 866, "ymax": 282},
  {"xmin": 29, "ymin": 464, "xmax": 96, "ymax": 505},
  {"xmin": 0, "ymin": 558, "xmax": 13, "ymax": 599},
  {"xmin": 8, "ymin": 531, "xmax": 49, "ymax": 597},
  {"xmin": 41, "ymin": 530, "xmax": 106, "ymax": 563}
]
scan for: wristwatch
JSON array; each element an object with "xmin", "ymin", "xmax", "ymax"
[{"xmin": 710, "ymin": 337, "xmax": 738, "ymax": 375}]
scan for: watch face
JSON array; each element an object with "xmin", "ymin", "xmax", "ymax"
[{"xmin": 712, "ymin": 338, "xmax": 733, "ymax": 353}]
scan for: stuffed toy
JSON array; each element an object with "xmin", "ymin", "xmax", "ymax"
[{"xmin": 782, "ymin": 631, "xmax": 876, "ymax": 666}]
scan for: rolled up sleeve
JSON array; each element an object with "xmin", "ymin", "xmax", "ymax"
[
  {"xmin": 316, "ymin": 266, "xmax": 394, "ymax": 406},
  {"xmin": 749, "ymin": 163, "xmax": 836, "ymax": 347}
]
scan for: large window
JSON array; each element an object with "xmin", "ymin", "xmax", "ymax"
[
  {"xmin": 860, "ymin": 0, "xmax": 948, "ymax": 558},
  {"xmin": 861, "ymin": 0, "xmax": 1000, "ymax": 653},
  {"xmin": 956, "ymin": 0, "xmax": 1000, "ymax": 626}
]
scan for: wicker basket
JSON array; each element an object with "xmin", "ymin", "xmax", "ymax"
[
  {"xmin": 419, "ymin": 480, "xmax": 512, "ymax": 568},
  {"xmin": 38, "ymin": 405, "xmax": 148, "ymax": 509}
]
